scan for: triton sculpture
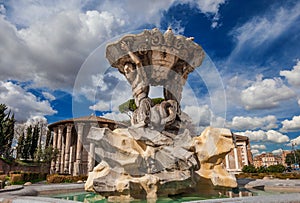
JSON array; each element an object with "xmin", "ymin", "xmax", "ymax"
[{"xmin": 85, "ymin": 28, "xmax": 237, "ymax": 201}]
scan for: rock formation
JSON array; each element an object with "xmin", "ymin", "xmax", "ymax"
[{"xmin": 85, "ymin": 28, "xmax": 237, "ymax": 201}]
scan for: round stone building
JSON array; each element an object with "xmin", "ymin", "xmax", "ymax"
[{"xmin": 48, "ymin": 115, "xmax": 127, "ymax": 176}]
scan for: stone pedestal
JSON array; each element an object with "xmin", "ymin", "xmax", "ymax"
[{"xmin": 85, "ymin": 126, "xmax": 237, "ymax": 199}]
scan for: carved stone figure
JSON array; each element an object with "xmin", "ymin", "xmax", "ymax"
[{"xmin": 106, "ymin": 28, "xmax": 205, "ymax": 130}]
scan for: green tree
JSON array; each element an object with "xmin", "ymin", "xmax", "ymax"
[
  {"xmin": 0, "ymin": 104, "xmax": 15, "ymax": 159},
  {"xmin": 285, "ymin": 149, "xmax": 300, "ymax": 165},
  {"xmin": 16, "ymin": 132, "xmax": 25, "ymax": 159},
  {"xmin": 242, "ymin": 164, "xmax": 257, "ymax": 173},
  {"xmin": 119, "ymin": 98, "xmax": 164, "ymax": 114},
  {"xmin": 45, "ymin": 130, "xmax": 52, "ymax": 148},
  {"xmin": 267, "ymin": 164, "xmax": 285, "ymax": 173},
  {"xmin": 23, "ymin": 126, "xmax": 33, "ymax": 160},
  {"xmin": 30, "ymin": 124, "xmax": 40, "ymax": 159},
  {"xmin": 256, "ymin": 166, "xmax": 267, "ymax": 173}
]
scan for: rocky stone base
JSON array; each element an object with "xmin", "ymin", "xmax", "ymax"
[{"xmin": 85, "ymin": 126, "xmax": 237, "ymax": 201}]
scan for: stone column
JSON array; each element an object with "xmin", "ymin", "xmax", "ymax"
[
  {"xmin": 243, "ymin": 142, "xmax": 248, "ymax": 166},
  {"xmin": 69, "ymin": 146, "xmax": 74, "ymax": 175},
  {"xmin": 55, "ymin": 125, "xmax": 64, "ymax": 173},
  {"xmin": 74, "ymin": 123, "xmax": 85, "ymax": 175},
  {"xmin": 88, "ymin": 123, "xmax": 97, "ymax": 172},
  {"xmin": 60, "ymin": 135, "xmax": 65, "ymax": 173},
  {"xmin": 233, "ymin": 147, "xmax": 239, "ymax": 170},
  {"xmin": 225, "ymin": 154, "xmax": 230, "ymax": 169},
  {"xmin": 64, "ymin": 124, "xmax": 73, "ymax": 173},
  {"xmin": 50, "ymin": 127, "xmax": 58, "ymax": 174}
]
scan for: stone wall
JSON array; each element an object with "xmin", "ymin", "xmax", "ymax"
[{"xmin": 0, "ymin": 159, "xmax": 50, "ymax": 175}]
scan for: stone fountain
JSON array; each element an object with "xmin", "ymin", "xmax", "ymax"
[{"xmin": 85, "ymin": 28, "xmax": 237, "ymax": 201}]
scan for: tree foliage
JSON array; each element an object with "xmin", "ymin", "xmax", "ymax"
[
  {"xmin": 0, "ymin": 104, "xmax": 15, "ymax": 159},
  {"xmin": 267, "ymin": 164, "xmax": 285, "ymax": 173},
  {"xmin": 23, "ymin": 125, "xmax": 33, "ymax": 160},
  {"xmin": 118, "ymin": 98, "xmax": 164, "ymax": 113},
  {"xmin": 285, "ymin": 149, "xmax": 300, "ymax": 165},
  {"xmin": 16, "ymin": 132, "xmax": 25, "ymax": 159},
  {"xmin": 242, "ymin": 164, "xmax": 257, "ymax": 173},
  {"xmin": 30, "ymin": 124, "xmax": 40, "ymax": 159}
]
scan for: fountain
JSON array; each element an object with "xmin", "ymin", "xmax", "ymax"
[{"xmin": 85, "ymin": 28, "xmax": 237, "ymax": 201}]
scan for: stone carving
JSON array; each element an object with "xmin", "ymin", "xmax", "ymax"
[
  {"xmin": 106, "ymin": 28, "xmax": 204, "ymax": 128},
  {"xmin": 86, "ymin": 28, "xmax": 237, "ymax": 201}
]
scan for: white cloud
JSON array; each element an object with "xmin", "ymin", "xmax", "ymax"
[
  {"xmin": 251, "ymin": 144, "xmax": 266, "ymax": 150},
  {"xmin": 281, "ymin": 115, "xmax": 300, "ymax": 132},
  {"xmin": 186, "ymin": 0, "xmax": 225, "ymax": 28},
  {"xmin": 280, "ymin": 60, "xmax": 300, "ymax": 87},
  {"xmin": 102, "ymin": 111, "xmax": 130, "ymax": 122},
  {"xmin": 89, "ymin": 100, "xmax": 111, "ymax": 111},
  {"xmin": 298, "ymin": 99, "xmax": 300, "ymax": 106},
  {"xmin": 228, "ymin": 115, "xmax": 277, "ymax": 130},
  {"xmin": 267, "ymin": 130, "xmax": 289, "ymax": 143},
  {"xmin": 228, "ymin": 2, "xmax": 300, "ymax": 61},
  {"xmin": 291, "ymin": 135, "xmax": 300, "ymax": 146},
  {"xmin": 241, "ymin": 75, "xmax": 295, "ymax": 110},
  {"xmin": 272, "ymin": 148, "xmax": 283, "ymax": 155},
  {"xmin": 182, "ymin": 104, "xmax": 226, "ymax": 135},
  {"xmin": 0, "ymin": 4, "xmax": 5, "ymax": 14},
  {"xmin": 238, "ymin": 130, "xmax": 289, "ymax": 143},
  {"xmin": 251, "ymin": 149, "xmax": 260, "ymax": 155},
  {"xmin": 192, "ymin": 0, "xmax": 225, "ymax": 14},
  {"xmin": 42, "ymin": 92, "xmax": 56, "ymax": 101},
  {"xmin": 0, "ymin": 81, "xmax": 57, "ymax": 122}
]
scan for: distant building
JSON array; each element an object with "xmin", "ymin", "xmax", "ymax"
[
  {"xmin": 253, "ymin": 150, "xmax": 291, "ymax": 168},
  {"xmin": 253, "ymin": 153, "xmax": 281, "ymax": 167},
  {"xmin": 224, "ymin": 134, "xmax": 253, "ymax": 173},
  {"xmin": 48, "ymin": 115, "xmax": 127, "ymax": 176}
]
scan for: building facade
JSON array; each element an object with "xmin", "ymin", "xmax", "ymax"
[
  {"xmin": 48, "ymin": 115, "xmax": 127, "ymax": 176},
  {"xmin": 253, "ymin": 151, "xmax": 290, "ymax": 168},
  {"xmin": 224, "ymin": 134, "xmax": 253, "ymax": 173}
]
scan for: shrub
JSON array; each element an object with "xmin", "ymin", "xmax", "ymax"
[
  {"xmin": 242, "ymin": 165, "xmax": 257, "ymax": 173},
  {"xmin": 46, "ymin": 174, "xmax": 87, "ymax": 183},
  {"xmin": 10, "ymin": 174, "xmax": 24, "ymax": 184},
  {"xmin": 0, "ymin": 175, "xmax": 7, "ymax": 181},
  {"xmin": 267, "ymin": 164, "xmax": 285, "ymax": 173}
]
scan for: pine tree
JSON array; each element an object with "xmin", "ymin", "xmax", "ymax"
[
  {"xmin": 0, "ymin": 104, "xmax": 15, "ymax": 159},
  {"xmin": 23, "ymin": 126, "xmax": 33, "ymax": 160},
  {"xmin": 30, "ymin": 124, "xmax": 40, "ymax": 159},
  {"xmin": 45, "ymin": 130, "xmax": 52, "ymax": 147},
  {"xmin": 16, "ymin": 132, "xmax": 25, "ymax": 159}
]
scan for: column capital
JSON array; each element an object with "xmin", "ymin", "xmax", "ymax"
[
  {"xmin": 52, "ymin": 126, "xmax": 58, "ymax": 132},
  {"xmin": 66, "ymin": 124, "xmax": 73, "ymax": 132},
  {"xmin": 58, "ymin": 124, "xmax": 65, "ymax": 131}
]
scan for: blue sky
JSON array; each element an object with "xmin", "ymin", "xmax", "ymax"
[{"xmin": 0, "ymin": 0, "xmax": 300, "ymax": 156}]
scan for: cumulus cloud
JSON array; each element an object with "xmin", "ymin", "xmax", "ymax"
[
  {"xmin": 228, "ymin": 115, "xmax": 277, "ymax": 130},
  {"xmin": 42, "ymin": 92, "xmax": 56, "ymax": 101},
  {"xmin": 280, "ymin": 60, "xmax": 300, "ymax": 87},
  {"xmin": 0, "ymin": 81, "xmax": 57, "ymax": 122},
  {"xmin": 298, "ymin": 99, "xmax": 300, "ymax": 106},
  {"xmin": 251, "ymin": 144, "xmax": 266, "ymax": 150},
  {"xmin": 102, "ymin": 111, "xmax": 130, "ymax": 122},
  {"xmin": 238, "ymin": 130, "xmax": 289, "ymax": 143},
  {"xmin": 251, "ymin": 149, "xmax": 260, "ymax": 155},
  {"xmin": 182, "ymin": 104, "xmax": 225, "ymax": 129},
  {"xmin": 281, "ymin": 115, "xmax": 300, "ymax": 132},
  {"xmin": 272, "ymin": 148, "xmax": 283, "ymax": 155},
  {"xmin": 89, "ymin": 100, "xmax": 111, "ymax": 112},
  {"xmin": 241, "ymin": 75, "xmax": 295, "ymax": 110},
  {"xmin": 290, "ymin": 135, "xmax": 300, "ymax": 146}
]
